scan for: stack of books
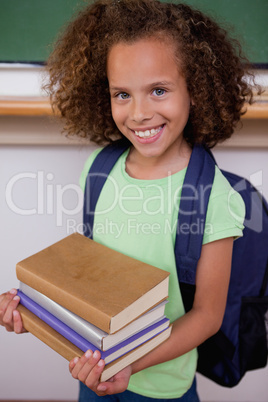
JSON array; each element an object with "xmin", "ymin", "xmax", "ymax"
[{"xmin": 16, "ymin": 233, "xmax": 171, "ymax": 381}]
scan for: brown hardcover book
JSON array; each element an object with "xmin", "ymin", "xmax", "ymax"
[
  {"xmin": 17, "ymin": 304, "xmax": 172, "ymax": 382},
  {"xmin": 16, "ymin": 233, "xmax": 169, "ymax": 334}
]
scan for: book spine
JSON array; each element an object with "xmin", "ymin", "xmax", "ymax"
[
  {"xmin": 19, "ymin": 282, "xmax": 168, "ymax": 351},
  {"xmin": 18, "ymin": 303, "xmax": 171, "ymax": 382},
  {"xmin": 19, "ymin": 282, "xmax": 104, "ymax": 349},
  {"xmin": 17, "ymin": 290, "xmax": 101, "ymax": 356},
  {"xmin": 17, "ymin": 291, "xmax": 170, "ymax": 365},
  {"xmin": 17, "ymin": 304, "xmax": 84, "ymax": 362}
]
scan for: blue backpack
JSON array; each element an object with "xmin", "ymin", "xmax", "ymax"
[{"xmin": 83, "ymin": 140, "xmax": 268, "ymax": 387}]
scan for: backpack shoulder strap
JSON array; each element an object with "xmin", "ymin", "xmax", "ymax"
[
  {"xmin": 83, "ymin": 140, "xmax": 129, "ymax": 239},
  {"xmin": 175, "ymin": 145, "xmax": 216, "ymax": 286}
]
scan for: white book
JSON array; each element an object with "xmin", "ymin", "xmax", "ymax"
[{"xmin": 19, "ymin": 281, "xmax": 168, "ymax": 351}]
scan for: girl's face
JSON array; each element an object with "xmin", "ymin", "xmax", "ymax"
[{"xmin": 107, "ymin": 37, "xmax": 191, "ymax": 164}]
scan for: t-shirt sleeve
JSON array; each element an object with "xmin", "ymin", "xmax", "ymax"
[
  {"xmin": 203, "ymin": 167, "xmax": 246, "ymax": 245},
  {"xmin": 79, "ymin": 147, "xmax": 103, "ymax": 192}
]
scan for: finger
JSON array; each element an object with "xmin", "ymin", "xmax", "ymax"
[
  {"xmin": 97, "ymin": 382, "xmax": 108, "ymax": 393},
  {"xmin": 70, "ymin": 350, "xmax": 95, "ymax": 379},
  {"xmin": 13, "ymin": 309, "xmax": 25, "ymax": 334},
  {"xmin": 1, "ymin": 293, "xmax": 19, "ymax": 330},
  {"xmin": 70, "ymin": 349, "xmax": 104, "ymax": 391},
  {"xmin": 84, "ymin": 358, "xmax": 105, "ymax": 392},
  {"xmin": 0, "ymin": 293, "xmax": 9, "ymax": 321},
  {"xmin": 98, "ymin": 378, "xmax": 123, "ymax": 395},
  {"xmin": 1, "ymin": 289, "xmax": 18, "ymax": 303},
  {"xmin": 0, "ymin": 292, "xmax": 9, "ymax": 305},
  {"xmin": 3, "ymin": 295, "xmax": 20, "ymax": 330},
  {"xmin": 9, "ymin": 288, "xmax": 18, "ymax": 296},
  {"xmin": 77, "ymin": 350, "xmax": 102, "ymax": 384},
  {"xmin": 0, "ymin": 289, "xmax": 17, "ymax": 302},
  {"xmin": 0, "ymin": 290, "xmax": 17, "ymax": 319},
  {"xmin": 69, "ymin": 356, "xmax": 80, "ymax": 372},
  {"xmin": 98, "ymin": 365, "xmax": 132, "ymax": 395}
]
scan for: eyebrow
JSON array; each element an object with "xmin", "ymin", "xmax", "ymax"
[
  {"xmin": 109, "ymin": 86, "xmax": 128, "ymax": 92},
  {"xmin": 109, "ymin": 81, "xmax": 176, "ymax": 92},
  {"xmin": 150, "ymin": 81, "xmax": 176, "ymax": 88}
]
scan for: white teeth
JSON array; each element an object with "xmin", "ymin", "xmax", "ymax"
[{"xmin": 134, "ymin": 126, "xmax": 162, "ymax": 138}]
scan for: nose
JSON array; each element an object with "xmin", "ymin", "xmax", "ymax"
[{"xmin": 130, "ymin": 98, "xmax": 153, "ymax": 123}]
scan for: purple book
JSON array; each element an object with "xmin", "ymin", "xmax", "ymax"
[{"xmin": 17, "ymin": 290, "xmax": 169, "ymax": 365}]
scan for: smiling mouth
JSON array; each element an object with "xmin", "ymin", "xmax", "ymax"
[{"xmin": 133, "ymin": 125, "xmax": 164, "ymax": 138}]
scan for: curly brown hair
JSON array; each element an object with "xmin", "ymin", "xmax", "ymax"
[{"xmin": 44, "ymin": 0, "xmax": 257, "ymax": 148}]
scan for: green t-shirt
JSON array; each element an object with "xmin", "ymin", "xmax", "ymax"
[{"xmin": 80, "ymin": 147, "xmax": 245, "ymax": 399}]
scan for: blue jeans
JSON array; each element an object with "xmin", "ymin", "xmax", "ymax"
[{"xmin": 78, "ymin": 378, "xmax": 199, "ymax": 401}]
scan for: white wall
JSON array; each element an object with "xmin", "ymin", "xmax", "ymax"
[
  {"xmin": 0, "ymin": 67, "xmax": 267, "ymax": 401},
  {"xmin": 0, "ymin": 140, "xmax": 93, "ymax": 401}
]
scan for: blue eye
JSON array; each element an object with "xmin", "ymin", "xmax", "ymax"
[
  {"xmin": 118, "ymin": 92, "xmax": 130, "ymax": 100},
  {"xmin": 153, "ymin": 88, "xmax": 166, "ymax": 96}
]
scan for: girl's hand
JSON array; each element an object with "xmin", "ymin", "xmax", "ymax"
[
  {"xmin": 0, "ymin": 289, "xmax": 26, "ymax": 333},
  {"xmin": 69, "ymin": 350, "xmax": 132, "ymax": 396}
]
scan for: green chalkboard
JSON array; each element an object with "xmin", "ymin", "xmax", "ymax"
[
  {"xmin": 184, "ymin": 0, "xmax": 268, "ymax": 67},
  {"xmin": 0, "ymin": 0, "xmax": 84, "ymax": 63},
  {"xmin": 0, "ymin": 0, "xmax": 267, "ymax": 66}
]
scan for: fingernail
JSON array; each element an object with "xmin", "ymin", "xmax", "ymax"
[
  {"xmin": 73, "ymin": 357, "xmax": 79, "ymax": 365},
  {"xmin": 97, "ymin": 384, "xmax": 107, "ymax": 392},
  {"xmin": 93, "ymin": 350, "xmax": 99, "ymax": 359},
  {"xmin": 10, "ymin": 289, "xmax": 17, "ymax": 295},
  {"xmin": 98, "ymin": 359, "xmax": 104, "ymax": 367},
  {"xmin": 13, "ymin": 296, "xmax": 20, "ymax": 301},
  {"xmin": 85, "ymin": 350, "xmax": 92, "ymax": 358}
]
